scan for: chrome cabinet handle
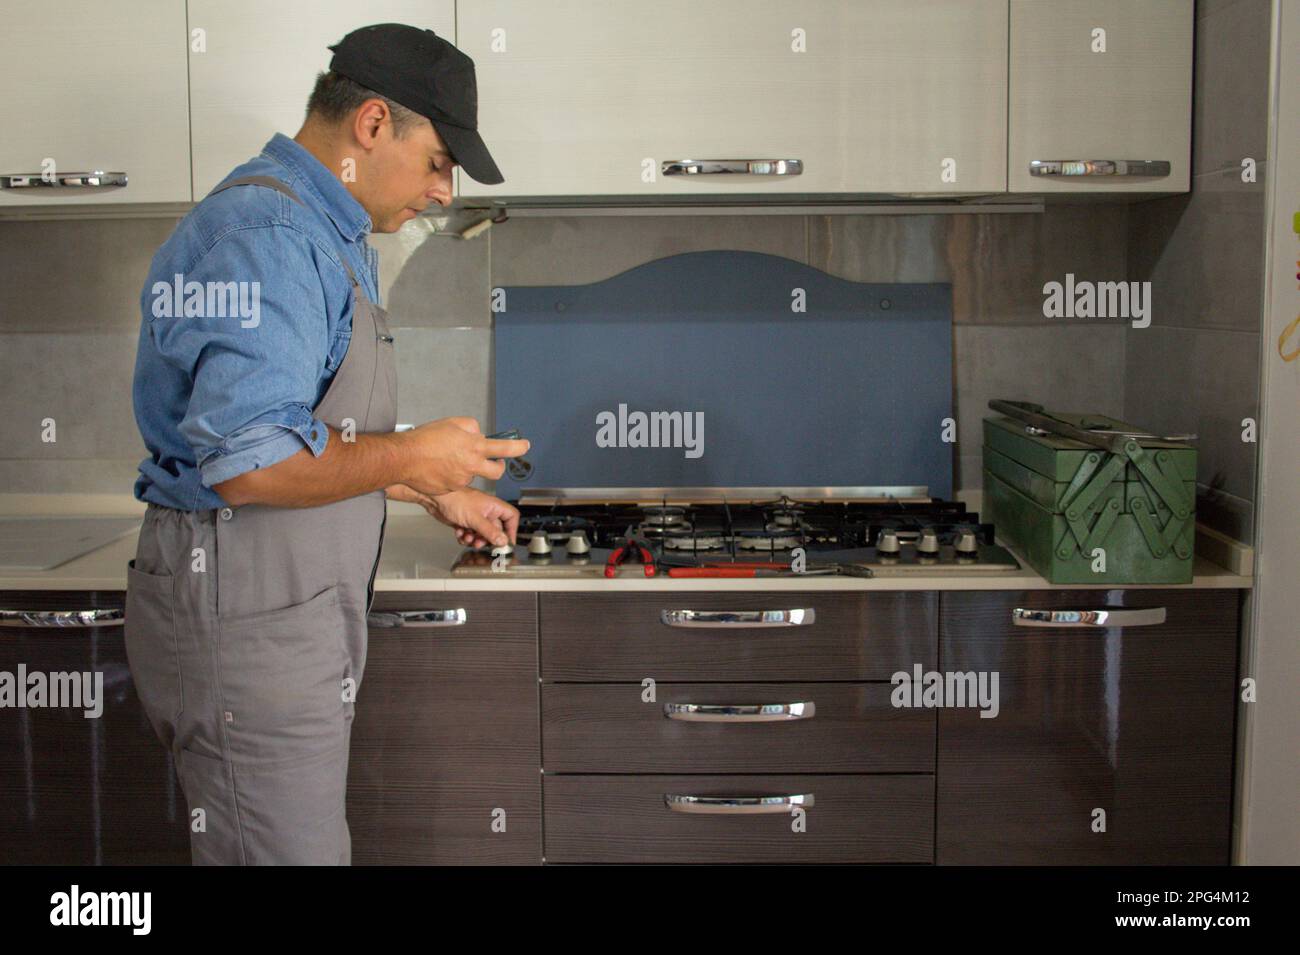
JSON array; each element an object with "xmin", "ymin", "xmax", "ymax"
[
  {"xmin": 1012, "ymin": 608, "xmax": 1167, "ymax": 628},
  {"xmin": 665, "ymin": 793, "xmax": 814, "ymax": 814},
  {"xmin": 660, "ymin": 608, "xmax": 815, "ymax": 628},
  {"xmin": 366, "ymin": 609, "xmax": 467, "ymax": 628},
  {"xmin": 663, "ymin": 701, "xmax": 815, "ymax": 722},
  {"xmin": 662, "ymin": 159, "xmax": 803, "ymax": 177},
  {"xmin": 0, "ymin": 171, "xmax": 128, "ymax": 189},
  {"xmin": 1028, "ymin": 160, "xmax": 1170, "ymax": 178},
  {"xmin": 0, "ymin": 609, "xmax": 124, "ymax": 628}
]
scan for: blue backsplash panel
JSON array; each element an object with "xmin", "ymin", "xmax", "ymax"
[{"xmin": 493, "ymin": 250, "xmax": 953, "ymax": 500}]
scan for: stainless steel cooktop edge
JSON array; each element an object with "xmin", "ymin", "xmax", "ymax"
[{"xmin": 515, "ymin": 486, "xmax": 932, "ymax": 504}]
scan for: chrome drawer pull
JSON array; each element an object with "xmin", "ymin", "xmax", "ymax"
[
  {"xmin": 1012, "ymin": 607, "xmax": 1167, "ymax": 628},
  {"xmin": 0, "ymin": 171, "xmax": 128, "ymax": 189},
  {"xmin": 664, "ymin": 701, "xmax": 815, "ymax": 722},
  {"xmin": 662, "ymin": 158, "xmax": 803, "ymax": 177},
  {"xmin": 660, "ymin": 608, "xmax": 815, "ymax": 628},
  {"xmin": 665, "ymin": 793, "xmax": 814, "ymax": 814},
  {"xmin": 1028, "ymin": 159, "xmax": 1170, "ymax": 178},
  {"xmin": 366, "ymin": 609, "xmax": 467, "ymax": 628},
  {"xmin": 0, "ymin": 609, "xmax": 124, "ymax": 628}
]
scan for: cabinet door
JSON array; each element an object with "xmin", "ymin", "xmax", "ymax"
[
  {"xmin": 1008, "ymin": 0, "xmax": 1192, "ymax": 193},
  {"xmin": 347, "ymin": 593, "xmax": 541, "ymax": 864},
  {"xmin": 187, "ymin": 0, "xmax": 455, "ymax": 198},
  {"xmin": 458, "ymin": 0, "xmax": 1006, "ymax": 199},
  {"xmin": 937, "ymin": 589, "xmax": 1239, "ymax": 864},
  {"xmin": 0, "ymin": 592, "xmax": 190, "ymax": 864},
  {"xmin": 0, "ymin": 1, "xmax": 190, "ymax": 206}
]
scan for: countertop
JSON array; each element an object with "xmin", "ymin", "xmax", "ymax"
[{"xmin": 0, "ymin": 493, "xmax": 1255, "ymax": 592}]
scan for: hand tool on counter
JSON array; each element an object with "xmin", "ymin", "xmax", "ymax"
[
  {"xmin": 605, "ymin": 536, "xmax": 657, "ymax": 577},
  {"xmin": 659, "ymin": 559, "xmax": 872, "ymax": 579},
  {"xmin": 667, "ymin": 566, "xmax": 833, "ymax": 578}
]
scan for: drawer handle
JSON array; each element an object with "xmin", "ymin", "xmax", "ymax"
[
  {"xmin": 366, "ymin": 609, "xmax": 467, "ymax": 628},
  {"xmin": 664, "ymin": 701, "xmax": 816, "ymax": 722},
  {"xmin": 1012, "ymin": 608, "xmax": 1166, "ymax": 628},
  {"xmin": 1027, "ymin": 159, "xmax": 1170, "ymax": 178},
  {"xmin": 660, "ymin": 609, "xmax": 815, "ymax": 628},
  {"xmin": 0, "ymin": 171, "xmax": 128, "ymax": 189},
  {"xmin": 0, "ymin": 609, "xmax": 125, "ymax": 628},
  {"xmin": 662, "ymin": 158, "xmax": 803, "ymax": 177},
  {"xmin": 665, "ymin": 793, "xmax": 814, "ymax": 814}
]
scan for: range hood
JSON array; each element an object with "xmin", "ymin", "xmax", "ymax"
[{"xmin": 450, "ymin": 193, "xmax": 1046, "ymax": 218}]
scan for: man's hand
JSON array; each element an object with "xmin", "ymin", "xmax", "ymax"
[
  {"xmin": 399, "ymin": 417, "xmax": 531, "ymax": 496},
  {"xmin": 212, "ymin": 417, "xmax": 531, "ymax": 510},
  {"xmin": 388, "ymin": 484, "xmax": 520, "ymax": 549}
]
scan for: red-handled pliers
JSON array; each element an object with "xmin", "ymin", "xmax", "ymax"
[{"xmin": 605, "ymin": 537, "xmax": 657, "ymax": 578}]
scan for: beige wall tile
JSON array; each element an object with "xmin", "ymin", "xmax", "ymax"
[
  {"xmin": 955, "ymin": 323, "xmax": 1127, "ymax": 467},
  {"xmin": 1124, "ymin": 325, "xmax": 1259, "ymax": 503},
  {"xmin": 488, "ymin": 215, "xmax": 807, "ymax": 286},
  {"xmin": 370, "ymin": 222, "xmax": 490, "ymax": 328},
  {"xmin": 1128, "ymin": 165, "xmax": 1267, "ymax": 332},
  {"xmin": 0, "ymin": 218, "xmax": 180, "ymax": 332},
  {"xmin": 0, "ymin": 459, "xmax": 142, "ymax": 495},
  {"xmin": 808, "ymin": 215, "xmax": 951, "ymax": 283},
  {"xmin": 1193, "ymin": 0, "xmax": 1271, "ymax": 176},
  {"xmin": 391, "ymin": 326, "xmax": 492, "ymax": 431},
  {"xmin": 0, "ymin": 332, "xmax": 143, "ymax": 460},
  {"xmin": 948, "ymin": 205, "xmax": 1129, "ymax": 324}
]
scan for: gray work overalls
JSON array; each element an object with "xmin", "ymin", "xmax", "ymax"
[{"xmin": 125, "ymin": 175, "xmax": 396, "ymax": 864}]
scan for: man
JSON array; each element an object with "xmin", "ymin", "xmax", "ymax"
[{"xmin": 125, "ymin": 24, "xmax": 528, "ymax": 865}]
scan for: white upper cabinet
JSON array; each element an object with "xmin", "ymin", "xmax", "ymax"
[
  {"xmin": 187, "ymin": 0, "xmax": 455, "ymax": 198},
  {"xmin": 0, "ymin": 0, "xmax": 190, "ymax": 206},
  {"xmin": 457, "ymin": 0, "xmax": 1008, "ymax": 199},
  {"xmin": 1008, "ymin": 0, "xmax": 1193, "ymax": 193},
  {"xmin": 0, "ymin": 1, "xmax": 1197, "ymax": 212}
]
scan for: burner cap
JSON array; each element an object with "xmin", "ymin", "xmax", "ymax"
[
  {"xmin": 736, "ymin": 531, "xmax": 802, "ymax": 551},
  {"xmin": 638, "ymin": 505, "xmax": 690, "ymax": 538},
  {"xmin": 664, "ymin": 535, "xmax": 726, "ymax": 551},
  {"xmin": 638, "ymin": 505, "xmax": 688, "ymax": 525},
  {"xmin": 767, "ymin": 507, "xmax": 804, "ymax": 528}
]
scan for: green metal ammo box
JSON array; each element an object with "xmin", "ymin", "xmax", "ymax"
[{"xmin": 983, "ymin": 405, "xmax": 1197, "ymax": 584}]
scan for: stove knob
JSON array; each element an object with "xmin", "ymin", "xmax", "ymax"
[
  {"xmin": 566, "ymin": 530, "xmax": 590, "ymax": 555},
  {"xmin": 917, "ymin": 527, "xmax": 940, "ymax": 555},
  {"xmin": 527, "ymin": 531, "xmax": 552, "ymax": 556},
  {"xmin": 954, "ymin": 528, "xmax": 979, "ymax": 555},
  {"xmin": 876, "ymin": 529, "xmax": 900, "ymax": 555}
]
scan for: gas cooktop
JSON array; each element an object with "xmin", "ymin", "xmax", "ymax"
[{"xmin": 450, "ymin": 487, "xmax": 1020, "ymax": 578}]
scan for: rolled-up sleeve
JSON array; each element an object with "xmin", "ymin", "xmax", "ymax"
[
  {"xmin": 146, "ymin": 224, "xmax": 337, "ymax": 489},
  {"xmin": 198, "ymin": 404, "xmax": 330, "ymax": 486}
]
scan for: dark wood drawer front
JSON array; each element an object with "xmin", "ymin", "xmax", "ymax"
[
  {"xmin": 543, "ymin": 683, "xmax": 934, "ymax": 773},
  {"xmin": 349, "ymin": 592, "xmax": 542, "ymax": 865},
  {"xmin": 540, "ymin": 591, "xmax": 936, "ymax": 681},
  {"xmin": 937, "ymin": 589, "xmax": 1240, "ymax": 865},
  {"xmin": 544, "ymin": 774, "xmax": 934, "ymax": 864},
  {"xmin": 0, "ymin": 590, "xmax": 190, "ymax": 865}
]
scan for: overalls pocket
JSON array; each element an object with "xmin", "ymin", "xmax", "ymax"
[
  {"xmin": 124, "ymin": 560, "xmax": 184, "ymax": 739},
  {"xmin": 215, "ymin": 583, "xmax": 349, "ymax": 763}
]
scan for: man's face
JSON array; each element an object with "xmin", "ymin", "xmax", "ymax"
[{"xmin": 356, "ymin": 114, "xmax": 456, "ymax": 233}]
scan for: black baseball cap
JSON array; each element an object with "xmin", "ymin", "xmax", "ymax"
[{"xmin": 328, "ymin": 23, "xmax": 504, "ymax": 185}]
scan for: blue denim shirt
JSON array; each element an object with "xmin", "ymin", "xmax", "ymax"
[{"xmin": 132, "ymin": 133, "xmax": 381, "ymax": 510}]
